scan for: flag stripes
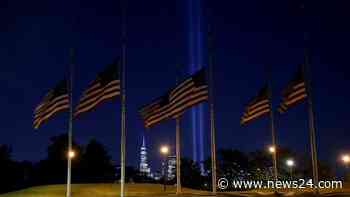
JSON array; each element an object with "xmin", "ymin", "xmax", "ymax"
[
  {"xmin": 140, "ymin": 68, "xmax": 208, "ymax": 128},
  {"xmin": 146, "ymin": 86, "xmax": 208, "ymax": 127},
  {"xmin": 241, "ymin": 108, "xmax": 270, "ymax": 124},
  {"xmin": 75, "ymin": 61, "xmax": 120, "ymax": 116},
  {"xmin": 240, "ymin": 86, "xmax": 270, "ymax": 125},
  {"xmin": 278, "ymin": 66, "xmax": 307, "ymax": 113},
  {"xmin": 33, "ymin": 80, "xmax": 69, "ymax": 129},
  {"xmin": 139, "ymin": 96, "xmax": 166, "ymax": 118},
  {"xmin": 34, "ymin": 95, "xmax": 68, "ymax": 118},
  {"xmin": 75, "ymin": 81, "xmax": 120, "ymax": 115},
  {"xmin": 140, "ymin": 95, "xmax": 170, "ymax": 127}
]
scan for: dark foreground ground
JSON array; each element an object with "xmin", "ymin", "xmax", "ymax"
[{"xmin": 0, "ymin": 184, "xmax": 349, "ymax": 197}]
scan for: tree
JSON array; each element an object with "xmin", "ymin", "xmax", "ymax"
[
  {"xmin": 180, "ymin": 158, "xmax": 205, "ymax": 189},
  {"xmin": 0, "ymin": 145, "xmax": 36, "ymax": 194},
  {"xmin": 218, "ymin": 149, "xmax": 249, "ymax": 180},
  {"xmin": 318, "ymin": 160, "xmax": 335, "ymax": 180},
  {"xmin": 0, "ymin": 145, "xmax": 11, "ymax": 161},
  {"xmin": 300, "ymin": 159, "xmax": 335, "ymax": 180},
  {"xmin": 0, "ymin": 145, "xmax": 14, "ymax": 193},
  {"xmin": 248, "ymin": 150, "xmax": 272, "ymax": 180},
  {"xmin": 80, "ymin": 139, "xmax": 115, "ymax": 182},
  {"xmin": 35, "ymin": 134, "xmax": 82, "ymax": 184}
]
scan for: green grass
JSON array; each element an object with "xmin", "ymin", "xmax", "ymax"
[
  {"xmin": 2, "ymin": 183, "xmax": 350, "ymax": 197},
  {"xmin": 0, "ymin": 183, "xmax": 210, "ymax": 197}
]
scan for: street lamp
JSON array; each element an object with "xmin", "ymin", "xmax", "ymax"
[
  {"xmin": 268, "ymin": 145, "xmax": 278, "ymax": 182},
  {"xmin": 268, "ymin": 145, "xmax": 276, "ymax": 154},
  {"xmin": 341, "ymin": 154, "xmax": 350, "ymax": 181},
  {"xmin": 160, "ymin": 145, "xmax": 169, "ymax": 192},
  {"xmin": 68, "ymin": 150, "xmax": 75, "ymax": 159},
  {"xmin": 286, "ymin": 159, "xmax": 295, "ymax": 179},
  {"xmin": 160, "ymin": 146, "xmax": 169, "ymax": 155},
  {"xmin": 341, "ymin": 154, "xmax": 350, "ymax": 167}
]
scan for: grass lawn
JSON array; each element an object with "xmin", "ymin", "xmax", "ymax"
[
  {"xmin": 1, "ymin": 183, "xmax": 350, "ymax": 197},
  {"xmin": 0, "ymin": 183, "xmax": 211, "ymax": 197}
]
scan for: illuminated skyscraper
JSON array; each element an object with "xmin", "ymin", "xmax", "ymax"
[
  {"xmin": 167, "ymin": 155, "xmax": 176, "ymax": 180},
  {"xmin": 139, "ymin": 136, "xmax": 151, "ymax": 176}
]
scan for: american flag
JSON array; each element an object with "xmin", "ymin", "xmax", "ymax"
[
  {"xmin": 240, "ymin": 85, "xmax": 270, "ymax": 125},
  {"xmin": 75, "ymin": 61, "xmax": 120, "ymax": 116},
  {"xmin": 278, "ymin": 66, "xmax": 307, "ymax": 113},
  {"xmin": 140, "ymin": 68, "xmax": 208, "ymax": 128},
  {"xmin": 33, "ymin": 80, "xmax": 69, "ymax": 129}
]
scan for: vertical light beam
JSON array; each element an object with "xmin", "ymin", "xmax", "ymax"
[{"xmin": 187, "ymin": 0, "xmax": 205, "ymax": 174}]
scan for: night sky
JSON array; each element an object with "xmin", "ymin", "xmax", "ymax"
[{"xmin": 1, "ymin": 0, "xmax": 350, "ymax": 172}]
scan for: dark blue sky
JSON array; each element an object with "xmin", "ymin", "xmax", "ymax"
[{"xmin": 0, "ymin": 0, "xmax": 350, "ymax": 172}]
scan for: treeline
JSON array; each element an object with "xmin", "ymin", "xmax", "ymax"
[
  {"xmin": 213, "ymin": 148, "xmax": 335, "ymax": 181},
  {"xmin": 170, "ymin": 148, "xmax": 335, "ymax": 190},
  {"xmin": 201, "ymin": 148, "xmax": 335, "ymax": 190},
  {"xmin": 0, "ymin": 134, "xmax": 336, "ymax": 193},
  {"xmin": 0, "ymin": 134, "xmax": 116, "ymax": 194}
]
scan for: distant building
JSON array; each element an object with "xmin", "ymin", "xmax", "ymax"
[
  {"xmin": 152, "ymin": 171, "xmax": 161, "ymax": 181},
  {"xmin": 139, "ymin": 135, "xmax": 151, "ymax": 177},
  {"xmin": 167, "ymin": 155, "xmax": 176, "ymax": 180}
]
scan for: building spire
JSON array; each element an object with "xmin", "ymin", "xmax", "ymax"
[
  {"xmin": 142, "ymin": 135, "xmax": 146, "ymax": 147},
  {"xmin": 139, "ymin": 134, "xmax": 151, "ymax": 176}
]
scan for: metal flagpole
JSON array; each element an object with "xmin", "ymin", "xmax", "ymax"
[
  {"xmin": 120, "ymin": 46, "xmax": 126, "ymax": 197},
  {"xmin": 120, "ymin": 41, "xmax": 126, "ymax": 196},
  {"xmin": 268, "ymin": 80, "xmax": 278, "ymax": 183},
  {"xmin": 207, "ymin": 23, "xmax": 217, "ymax": 194},
  {"xmin": 175, "ymin": 64, "xmax": 182, "ymax": 195},
  {"xmin": 120, "ymin": 0, "xmax": 127, "ymax": 196},
  {"xmin": 303, "ymin": 50, "xmax": 319, "ymax": 192},
  {"xmin": 175, "ymin": 117, "xmax": 181, "ymax": 194},
  {"xmin": 300, "ymin": 2, "xmax": 319, "ymax": 192},
  {"xmin": 66, "ymin": 48, "xmax": 74, "ymax": 197}
]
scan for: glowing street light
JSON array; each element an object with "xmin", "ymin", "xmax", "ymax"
[
  {"xmin": 286, "ymin": 159, "xmax": 295, "ymax": 179},
  {"xmin": 268, "ymin": 146, "xmax": 276, "ymax": 154},
  {"xmin": 160, "ymin": 146, "xmax": 169, "ymax": 155},
  {"xmin": 68, "ymin": 150, "xmax": 75, "ymax": 159},
  {"xmin": 341, "ymin": 154, "xmax": 350, "ymax": 181},
  {"xmin": 160, "ymin": 145, "xmax": 170, "ymax": 192},
  {"xmin": 286, "ymin": 159, "xmax": 295, "ymax": 167},
  {"xmin": 342, "ymin": 154, "xmax": 350, "ymax": 165},
  {"xmin": 267, "ymin": 145, "xmax": 278, "ymax": 183}
]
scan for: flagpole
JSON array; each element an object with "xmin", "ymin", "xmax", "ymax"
[
  {"xmin": 175, "ymin": 64, "xmax": 182, "ymax": 195},
  {"xmin": 303, "ymin": 49, "xmax": 319, "ymax": 192},
  {"xmin": 66, "ymin": 48, "xmax": 74, "ymax": 197},
  {"xmin": 300, "ymin": 2, "xmax": 319, "ymax": 192},
  {"xmin": 267, "ymin": 78, "xmax": 278, "ymax": 183},
  {"xmin": 208, "ymin": 22, "xmax": 217, "ymax": 194},
  {"xmin": 175, "ymin": 117, "xmax": 181, "ymax": 194},
  {"xmin": 120, "ymin": 0, "xmax": 127, "ymax": 196}
]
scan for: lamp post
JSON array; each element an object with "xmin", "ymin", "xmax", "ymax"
[
  {"xmin": 341, "ymin": 154, "xmax": 350, "ymax": 181},
  {"xmin": 341, "ymin": 154, "xmax": 350, "ymax": 167},
  {"xmin": 268, "ymin": 145, "xmax": 277, "ymax": 181},
  {"xmin": 286, "ymin": 159, "xmax": 295, "ymax": 179},
  {"xmin": 268, "ymin": 145, "xmax": 279, "ymax": 194},
  {"xmin": 160, "ymin": 145, "xmax": 169, "ymax": 192}
]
